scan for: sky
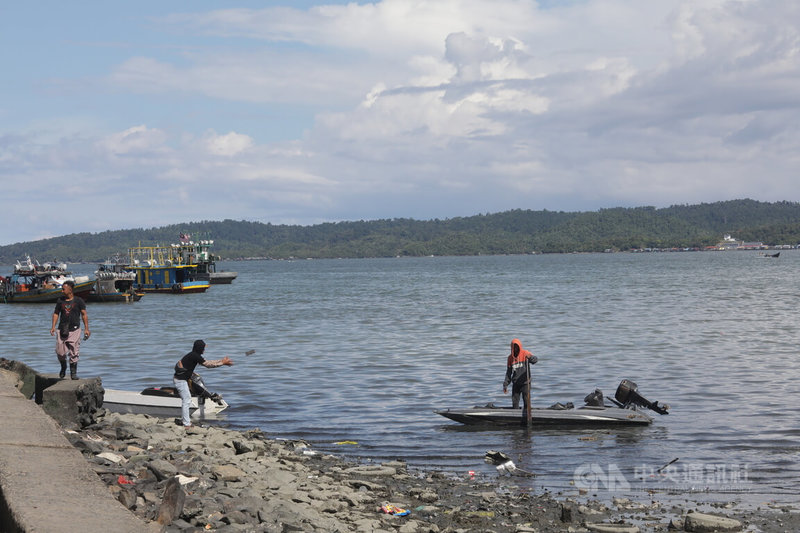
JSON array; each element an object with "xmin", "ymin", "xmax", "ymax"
[{"xmin": 2, "ymin": 0, "xmax": 800, "ymax": 245}]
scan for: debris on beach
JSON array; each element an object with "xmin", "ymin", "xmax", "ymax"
[{"xmin": 64, "ymin": 411, "xmax": 796, "ymax": 532}]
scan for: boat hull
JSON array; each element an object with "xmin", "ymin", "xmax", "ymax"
[
  {"xmin": 435, "ymin": 405, "xmax": 653, "ymax": 427},
  {"xmin": 209, "ymin": 272, "xmax": 237, "ymax": 284},
  {"xmin": 86, "ymin": 291, "xmax": 144, "ymax": 303},
  {"xmin": 2, "ymin": 279, "xmax": 95, "ymax": 303},
  {"xmin": 133, "ymin": 282, "xmax": 209, "ymax": 294},
  {"xmin": 103, "ymin": 389, "xmax": 228, "ymax": 418}
]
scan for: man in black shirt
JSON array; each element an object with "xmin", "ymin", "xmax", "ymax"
[
  {"xmin": 50, "ymin": 280, "xmax": 90, "ymax": 379},
  {"xmin": 173, "ymin": 340, "xmax": 233, "ymax": 428}
]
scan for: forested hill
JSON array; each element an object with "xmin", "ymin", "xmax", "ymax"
[{"xmin": 3, "ymin": 199, "xmax": 800, "ymax": 263}]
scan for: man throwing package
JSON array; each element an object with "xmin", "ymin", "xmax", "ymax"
[{"xmin": 173, "ymin": 340, "xmax": 233, "ymax": 429}]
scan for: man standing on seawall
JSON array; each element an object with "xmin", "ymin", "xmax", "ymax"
[
  {"xmin": 503, "ymin": 338, "xmax": 538, "ymax": 413},
  {"xmin": 173, "ymin": 340, "xmax": 233, "ymax": 429},
  {"xmin": 50, "ymin": 280, "xmax": 90, "ymax": 380}
]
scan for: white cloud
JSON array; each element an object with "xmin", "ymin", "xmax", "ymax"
[
  {"xmin": 204, "ymin": 131, "xmax": 254, "ymax": 156},
  {"xmin": 97, "ymin": 125, "xmax": 168, "ymax": 155}
]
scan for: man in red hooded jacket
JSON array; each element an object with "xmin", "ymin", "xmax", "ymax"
[{"xmin": 503, "ymin": 338, "xmax": 538, "ymax": 410}]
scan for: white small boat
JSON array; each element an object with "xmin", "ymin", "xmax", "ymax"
[{"xmin": 102, "ymin": 373, "xmax": 228, "ymax": 419}]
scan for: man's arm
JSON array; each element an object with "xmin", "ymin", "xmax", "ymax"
[
  {"xmin": 81, "ymin": 308, "xmax": 90, "ymax": 338},
  {"xmin": 202, "ymin": 356, "xmax": 234, "ymax": 368}
]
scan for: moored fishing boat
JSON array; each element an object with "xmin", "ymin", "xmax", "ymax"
[
  {"xmin": 87, "ymin": 258, "xmax": 144, "ymax": 303},
  {"xmin": 128, "ymin": 245, "xmax": 210, "ymax": 293},
  {"xmin": 173, "ymin": 234, "xmax": 237, "ymax": 284},
  {"xmin": 0, "ymin": 257, "xmax": 94, "ymax": 303}
]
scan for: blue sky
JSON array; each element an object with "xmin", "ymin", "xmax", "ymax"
[{"xmin": 2, "ymin": 0, "xmax": 800, "ymax": 245}]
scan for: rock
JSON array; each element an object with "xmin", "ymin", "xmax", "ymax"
[
  {"xmin": 399, "ymin": 519, "xmax": 422, "ymax": 533},
  {"xmin": 148, "ymin": 458, "xmax": 178, "ymax": 481},
  {"xmin": 40, "ymin": 377, "xmax": 104, "ymax": 428},
  {"xmin": 97, "ymin": 451, "xmax": 126, "ymax": 464},
  {"xmin": 73, "ymin": 438, "xmax": 106, "ymax": 454},
  {"xmin": 668, "ymin": 516, "xmax": 685, "ymax": 529},
  {"xmin": 684, "ymin": 511, "xmax": 742, "ymax": 532},
  {"xmin": 347, "ymin": 479, "xmax": 384, "ymax": 491},
  {"xmin": 157, "ymin": 477, "xmax": 186, "ymax": 525},
  {"xmin": 263, "ymin": 466, "xmax": 298, "ymax": 489},
  {"xmin": 344, "ymin": 465, "xmax": 397, "ymax": 477},
  {"xmin": 117, "ymin": 487, "xmax": 137, "ymax": 509},
  {"xmin": 585, "ymin": 523, "xmax": 639, "ymax": 533},
  {"xmin": 232, "ymin": 440, "xmax": 253, "ymax": 455},
  {"xmin": 212, "ymin": 464, "xmax": 246, "ymax": 482},
  {"xmin": 409, "ymin": 487, "xmax": 439, "ymax": 503},
  {"xmin": 223, "ymin": 509, "xmax": 251, "ymax": 524},
  {"xmin": 561, "ymin": 501, "xmax": 579, "ymax": 522}
]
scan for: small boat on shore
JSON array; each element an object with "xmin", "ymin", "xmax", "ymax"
[
  {"xmin": 87, "ymin": 259, "xmax": 144, "ymax": 303},
  {"xmin": 435, "ymin": 379, "xmax": 669, "ymax": 428},
  {"xmin": 0, "ymin": 257, "xmax": 94, "ymax": 304},
  {"xmin": 103, "ymin": 373, "xmax": 228, "ymax": 418},
  {"xmin": 128, "ymin": 245, "xmax": 210, "ymax": 294}
]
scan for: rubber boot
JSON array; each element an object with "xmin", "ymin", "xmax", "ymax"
[
  {"xmin": 70, "ymin": 363, "xmax": 78, "ymax": 380},
  {"xmin": 59, "ymin": 360, "xmax": 67, "ymax": 379}
]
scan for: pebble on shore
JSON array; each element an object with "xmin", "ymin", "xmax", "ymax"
[{"xmin": 67, "ymin": 410, "xmax": 797, "ymax": 533}]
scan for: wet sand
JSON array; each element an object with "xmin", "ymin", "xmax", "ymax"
[{"xmin": 69, "ymin": 410, "xmax": 799, "ymax": 532}]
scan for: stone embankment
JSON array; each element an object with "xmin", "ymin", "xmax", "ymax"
[
  {"xmin": 1, "ymin": 357, "xmax": 798, "ymax": 532},
  {"xmin": 0, "ymin": 359, "xmax": 156, "ymax": 533}
]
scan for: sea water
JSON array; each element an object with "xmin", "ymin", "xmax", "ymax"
[{"xmin": 2, "ymin": 251, "xmax": 798, "ymax": 504}]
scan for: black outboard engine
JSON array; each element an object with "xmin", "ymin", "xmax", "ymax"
[
  {"xmin": 190, "ymin": 373, "xmax": 225, "ymax": 405},
  {"xmin": 614, "ymin": 379, "xmax": 669, "ymax": 415}
]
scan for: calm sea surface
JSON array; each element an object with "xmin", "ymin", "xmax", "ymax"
[{"xmin": 2, "ymin": 252, "xmax": 799, "ymax": 504}]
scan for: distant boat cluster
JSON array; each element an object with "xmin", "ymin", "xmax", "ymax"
[
  {"xmin": 627, "ymin": 234, "xmax": 796, "ymax": 253},
  {"xmin": 0, "ymin": 235, "xmax": 237, "ymax": 304}
]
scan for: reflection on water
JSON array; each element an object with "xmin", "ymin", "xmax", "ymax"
[{"xmin": 2, "ymin": 251, "xmax": 799, "ymax": 504}]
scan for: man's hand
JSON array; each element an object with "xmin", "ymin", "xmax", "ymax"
[
  {"xmin": 503, "ymin": 387, "xmax": 508, "ymax": 394},
  {"xmin": 221, "ymin": 356, "xmax": 234, "ymax": 366}
]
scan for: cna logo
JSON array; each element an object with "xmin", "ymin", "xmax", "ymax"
[{"xmin": 573, "ymin": 463, "xmax": 630, "ymax": 491}]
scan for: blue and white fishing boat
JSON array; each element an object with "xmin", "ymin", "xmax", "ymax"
[{"xmin": 128, "ymin": 245, "xmax": 209, "ymax": 294}]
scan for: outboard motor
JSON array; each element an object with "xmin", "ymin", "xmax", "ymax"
[
  {"xmin": 142, "ymin": 374, "xmax": 224, "ymax": 405},
  {"xmin": 614, "ymin": 379, "xmax": 669, "ymax": 415},
  {"xmin": 190, "ymin": 373, "xmax": 225, "ymax": 405}
]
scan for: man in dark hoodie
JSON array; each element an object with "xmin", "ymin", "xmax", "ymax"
[
  {"xmin": 503, "ymin": 338, "xmax": 538, "ymax": 412},
  {"xmin": 173, "ymin": 340, "xmax": 233, "ymax": 429}
]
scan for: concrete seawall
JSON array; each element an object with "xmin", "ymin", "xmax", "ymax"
[{"xmin": 0, "ymin": 363, "xmax": 157, "ymax": 533}]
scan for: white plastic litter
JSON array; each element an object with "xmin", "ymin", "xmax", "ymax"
[{"xmin": 496, "ymin": 460, "xmax": 516, "ymax": 475}]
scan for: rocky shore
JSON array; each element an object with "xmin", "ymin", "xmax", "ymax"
[{"xmin": 62, "ymin": 410, "xmax": 799, "ymax": 533}]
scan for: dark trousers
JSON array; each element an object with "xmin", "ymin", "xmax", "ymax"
[{"xmin": 511, "ymin": 380, "xmax": 529, "ymax": 410}]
